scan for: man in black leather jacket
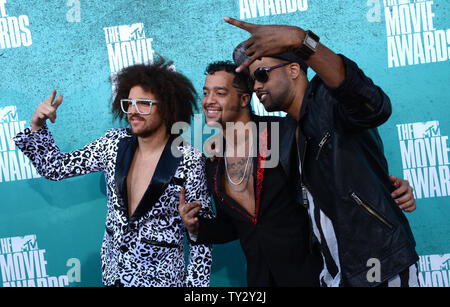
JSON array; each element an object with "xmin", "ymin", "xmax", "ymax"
[{"xmin": 226, "ymin": 17, "xmax": 419, "ymax": 287}]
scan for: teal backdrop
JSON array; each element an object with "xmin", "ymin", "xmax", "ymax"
[{"xmin": 0, "ymin": 0, "xmax": 449, "ymax": 287}]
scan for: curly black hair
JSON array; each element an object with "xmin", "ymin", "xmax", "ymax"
[{"xmin": 111, "ymin": 58, "xmax": 198, "ymax": 132}]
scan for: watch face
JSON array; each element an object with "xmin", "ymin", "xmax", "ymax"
[{"xmin": 306, "ymin": 36, "xmax": 318, "ymax": 49}]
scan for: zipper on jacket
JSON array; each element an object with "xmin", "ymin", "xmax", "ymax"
[
  {"xmin": 300, "ymin": 139, "xmax": 308, "ymax": 184},
  {"xmin": 315, "ymin": 132, "xmax": 331, "ymax": 160},
  {"xmin": 350, "ymin": 192, "xmax": 393, "ymax": 230}
]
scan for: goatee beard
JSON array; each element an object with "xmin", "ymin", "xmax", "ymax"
[
  {"xmin": 131, "ymin": 126, "xmax": 156, "ymax": 138},
  {"xmin": 129, "ymin": 115, "xmax": 153, "ymax": 138}
]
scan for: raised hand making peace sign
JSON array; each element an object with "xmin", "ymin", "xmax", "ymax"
[{"xmin": 30, "ymin": 90, "xmax": 63, "ymax": 131}]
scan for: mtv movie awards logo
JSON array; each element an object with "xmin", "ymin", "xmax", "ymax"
[
  {"xmin": 0, "ymin": 106, "xmax": 40, "ymax": 183},
  {"xmin": 239, "ymin": 0, "xmax": 308, "ymax": 19},
  {"xmin": 418, "ymin": 254, "xmax": 450, "ymax": 287},
  {"xmin": 0, "ymin": 234, "xmax": 80, "ymax": 287},
  {"xmin": 103, "ymin": 23, "xmax": 155, "ymax": 75},
  {"xmin": 0, "ymin": 0, "xmax": 32, "ymax": 49},
  {"xmin": 383, "ymin": 0, "xmax": 450, "ymax": 68},
  {"xmin": 396, "ymin": 120, "xmax": 450, "ymax": 199}
]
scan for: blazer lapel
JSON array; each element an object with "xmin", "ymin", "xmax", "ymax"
[{"xmin": 114, "ymin": 131, "xmax": 137, "ymax": 218}]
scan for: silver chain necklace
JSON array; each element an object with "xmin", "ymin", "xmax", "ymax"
[{"xmin": 224, "ymin": 141, "xmax": 253, "ymax": 192}]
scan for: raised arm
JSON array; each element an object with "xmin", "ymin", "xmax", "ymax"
[
  {"xmin": 224, "ymin": 16, "xmax": 345, "ymax": 88},
  {"xmin": 225, "ymin": 17, "xmax": 391, "ymax": 130},
  {"xmin": 13, "ymin": 90, "xmax": 107, "ymax": 180}
]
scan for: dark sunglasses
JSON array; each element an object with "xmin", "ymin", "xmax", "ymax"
[{"xmin": 252, "ymin": 62, "xmax": 292, "ymax": 83}]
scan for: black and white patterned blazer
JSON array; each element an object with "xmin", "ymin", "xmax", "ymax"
[{"xmin": 14, "ymin": 126, "xmax": 214, "ymax": 287}]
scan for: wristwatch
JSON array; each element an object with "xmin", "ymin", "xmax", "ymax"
[{"xmin": 293, "ymin": 30, "xmax": 320, "ymax": 61}]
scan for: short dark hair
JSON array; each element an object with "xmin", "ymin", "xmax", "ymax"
[
  {"xmin": 112, "ymin": 58, "xmax": 198, "ymax": 132},
  {"xmin": 205, "ymin": 61, "xmax": 253, "ymax": 113},
  {"xmin": 205, "ymin": 61, "xmax": 254, "ymax": 95}
]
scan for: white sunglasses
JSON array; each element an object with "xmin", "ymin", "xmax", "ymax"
[{"xmin": 120, "ymin": 99, "xmax": 159, "ymax": 115}]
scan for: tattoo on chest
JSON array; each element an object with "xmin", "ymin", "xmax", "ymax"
[{"xmin": 227, "ymin": 158, "xmax": 250, "ymax": 178}]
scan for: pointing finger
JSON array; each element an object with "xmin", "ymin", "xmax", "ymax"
[
  {"xmin": 224, "ymin": 16, "xmax": 255, "ymax": 33},
  {"xmin": 179, "ymin": 187, "xmax": 186, "ymax": 206}
]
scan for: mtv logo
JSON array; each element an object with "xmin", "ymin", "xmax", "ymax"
[
  {"xmin": 10, "ymin": 235, "xmax": 38, "ymax": 253},
  {"xmin": 428, "ymin": 254, "xmax": 450, "ymax": 271},
  {"xmin": 412, "ymin": 121, "xmax": 440, "ymax": 139},
  {"xmin": 0, "ymin": 106, "xmax": 18, "ymax": 123},
  {"xmin": 118, "ymin": 23, "xmax": 145, "ymax": 42}
]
